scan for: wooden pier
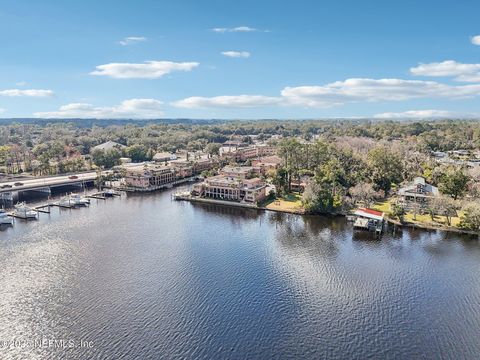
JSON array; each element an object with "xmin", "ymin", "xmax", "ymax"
[
  {"xmin": 87, "ymin": 193, "xmax": 107, "ymax": 200},
  {"xmin": 51, "ymin": 203, "xmax": 75, "ymax": 209},
  {"xmin": 8, "ymin": 213, "xmax": 35, "ymax": 220},
  {"xmin": 34, "ymin": 205, "xmax": 51, "ymax": 213},
  {"xmin": 1, "ymin": 189, "xmax": 123, "ymax": 228}
]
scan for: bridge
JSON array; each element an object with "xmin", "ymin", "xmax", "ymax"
[{"xmin": 0, "ymin": 172, "xmax": 102, "ymax": 195}]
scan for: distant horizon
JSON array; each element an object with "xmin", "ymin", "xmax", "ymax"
[{"xmin": 1, "ymin": 116, "xmax": 480, "ymax": 128}]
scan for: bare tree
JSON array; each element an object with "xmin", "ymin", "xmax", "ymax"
[
  {"xmin": 431, "ymin": 195, "xmax": 458, "ymax": 226},
  {"xmin": 349, "ymin": 182, "xmax": 383, "ymax": 208}
]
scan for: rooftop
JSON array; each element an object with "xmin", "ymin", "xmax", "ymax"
[
  {"xmin": 92, "ymin": 140, "xmax": 126, "ymax": 151},
  {"xmin": 221, "ymin": 166, "xmax": 253, "ymax": 174},
  {"xmin": 354, "ymin": 208, "xmax": 384, "ymax": 221}
]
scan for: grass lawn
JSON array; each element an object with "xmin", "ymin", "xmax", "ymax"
[
  {"xmin": 264, "ymin": 192, "xmax": 304, "ymax": 213},
  {"xmin": 404, "ymin": 211, "xmax": 464, "ymax": 227},
  {"xmin": 372, "ymin": 200, "xmax": 391, "ymax": 214},
  {"xmin": 372, "ymin": 199, "xmax": 464, "ymax": 228}
]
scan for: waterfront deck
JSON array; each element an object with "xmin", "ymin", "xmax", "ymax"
[
  {"xmin": 117, "ymin": 176, "xmax": 197, "ymax": 193},
  {"xmin": 173, "ymin": 193, "xmax": 258, "ymax": 209},
  {"xmin": 353, "ymin": 208, "xmax": 385, "ymax": 236}
]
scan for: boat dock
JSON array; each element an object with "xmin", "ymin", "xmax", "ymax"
[
  {"xmin": 353, "ymin": 208, "xmax": 385, "ymax": 237},
  {"xmin": 34, "ymin": 204, "xmax": 51, "ymax": 213},
  {"xmin": 3, "ymin": 191, "xmax": 120, "ymax": 225},
  {"xmin": 87, "ymin": 193, "xmax": 107, "ymax": 200}
]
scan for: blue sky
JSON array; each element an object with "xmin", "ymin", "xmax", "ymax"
[{"xmin": 1, "ymin": 0, "xmax": 480, "ymax": 119}]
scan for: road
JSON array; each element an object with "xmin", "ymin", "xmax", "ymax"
[{"xmin": 0, "ymin": 172, "xmax": 100, "ymax": 193}]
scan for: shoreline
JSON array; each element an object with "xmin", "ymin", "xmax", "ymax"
[
  {"xmin": 384, "ymin": 216, "xmax": 479, "ymax": 236},
  {"xmin": 175, "ymin": 193, "xmax": 479, "ymax": 237}
]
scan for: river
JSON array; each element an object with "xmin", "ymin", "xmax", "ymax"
[{"xmin": 1, "ymin": 187, "xmax": 479, "ymax": 359}]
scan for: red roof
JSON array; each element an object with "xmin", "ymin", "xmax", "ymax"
[{"xmin": 359, "ymin": 208, "xmax": 383, "ymax": 216}]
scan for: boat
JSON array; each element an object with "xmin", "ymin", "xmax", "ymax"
[
  {"xmin": 58, "ymin": 196, "xmax": 76, "ymax": 208},
  {"xmin": 103, "ymin": 189, "xmax": 116, "ymax": 197},
  {"xmin": 0, "ymin": 209, "xmax": 13, "ymax": 225},
  {"xmin": 69, "ymin": 193, "xmax": 90, "ymax": 206},
  {"xmin": 13, "ymin": 202, "xmax": 38, "ymax": 219}
]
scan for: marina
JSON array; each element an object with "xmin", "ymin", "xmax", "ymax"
[{"xmin": 0, "ymin": 190, "xmax": 120, "ymax": 225}]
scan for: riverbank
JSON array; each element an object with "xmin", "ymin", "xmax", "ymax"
[
  {"xmin": 173, "ymin": 193, "xmax": 305, "ymax": 214},
  {"xmin": 373, "ymin": 200, "xmax": 479, "ymax": 236},
  {"xmin": 175, "ymin": 192, "xmax": 478, "ymax": 237},
  {"xmin": 383, "ymin": 215, "xmax": 479, "ymax": 236}
]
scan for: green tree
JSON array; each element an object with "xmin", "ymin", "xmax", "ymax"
[
  {"xmin": 91, "ymin": 149, "xmax": 121, "ymax": 169},
  {"xmin": 270, "ymin": 167, "xmax": 288, "ymax": 196},
  {"xmin": 278, "ymin": 138, "xmax": 303, "ymax": 192},
  {"xmin": 205, "ymin": 143, "xmax": 221, "ymax": 158},
  {"xmin": 439, "ymin": 167, "xmax": 470, "ymax": 200},
  {"xmin": 460, "ymin": 203, "xmax": 480, "ymax": 233},
  {"xmin": 391, "ymin": 202, "xmax": 406, "ymax": 222},
  {"xmin": 126, "ymin": 144, "xmax": 148, "ymax": 162},
  {"xmin": 302, "ymin": 181, "xmax": 343, "ymax": 213},
  {"xmin": 367, "ymin": 146, "xmax": 404, "ymax": 194}
]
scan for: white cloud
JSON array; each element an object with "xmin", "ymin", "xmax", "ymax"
[
  {"xmin": 211, "ymin": 26, "xmax": 262, "ymax": 33},
  {"xmin": 221, "ymin": 51, "xmax": 250, "ymax": 58},
  {"xmin": 373, "ymin": 109, "xmax": 480, "ymax": 119},
  {"xmin": 172, "ymin": 95, "xmax": 283, "ymax": 108},
  {"xmin": 0, "ymin": 108, "xmax": 5, "ymax": 114},
  {"xmin": 34, "ymin": 98, "xmax": 164, "ymax": 119},
  {"xmin": 0, "ymin": 89, "xmax": 54, "ymax": 97},
  {"xmin": 410, "ymin": 60, "xmax": 480, "ymax": 82},
  {"xmin": 90, "ymin": 60, "xmax": 199, "ymax": 79},
  {"xmin": 471, "ymin": 35, "xmax": 480, "ymax": 45},
  {"xmin": 173, "ymin": 78, "xmax": 480, "ymax": 109},
  {"xmin": 118, "ymin": 36, "xmax": 147, "ymax": 46},
  {"xmin": 15, "ymin": 81, "xmax": 27, "ymax": 87},
  {"xmin": 281, "ymin": 78, "xmax": 480, "ymax": 107}
]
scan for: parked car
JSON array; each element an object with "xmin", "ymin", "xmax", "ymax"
[
  {"xmin": 1, "ymin": 184, "xmax": 12, "ymax": 188},
  {"xmin": 69, "ymin": 175, "xmax": 78, "ymax": 179},
  {"xmin": 14, "ymin": 182, "xmax": 24, "ymax": 186}
]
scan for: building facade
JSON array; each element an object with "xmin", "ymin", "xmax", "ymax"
[
  {"xmin": 222, "ymin": 145, "xmax": 277, "ymax": 162},
  {"xmin": 397, "ymin": 177, "xmax": 439, "ymax": 208},
  {"xmin": 124, "ymin": 165, "xmax": 176, "ymax": 190},
  {"xmin": 192, "ymin": 175, "xmax": 267, "ymax": 203}
]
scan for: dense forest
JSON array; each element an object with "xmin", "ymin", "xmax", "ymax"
[
  {"xmin": 1, "ymin": 118, "xmax": 480, "ymax": 154},
  {"xmin": 0, "ymin": 118, "xmax": 479, "ymax": 231},
  {"xmin": 1, "ymin": 118, "xmax": 479, "ymax": 176}
]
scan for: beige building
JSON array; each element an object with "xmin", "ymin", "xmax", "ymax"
[
  {"xmin": 251, "ymin": 155, "xmax": 283, "ymax": 174},
  {"xmin": 222, "ymin": 145, "xmax": 277, "ymax": 162},
  {"xmin": 219, "ymin": 166, "xmax": 255, "ymax": 179},
  {"xmin": 152, "ymin": 152, "xmax": 178, "ymax": 163},
  {"xmin": 169, "ymin": 156, "xmax": 218, "ymax": 176},
  {"xmin": 192, "ymin": 175, "xmax": 267, "ymax": 203},
  {"xmin": 124, "ymin": 165, "xmax": 176, "ymax": 190}
]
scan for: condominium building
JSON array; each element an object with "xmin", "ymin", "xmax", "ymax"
[
  {"xmin": 192, "ymin": 175, "xmax": 267, "ymax": 203},
  {"xmin": 220, "ymin": 166, "xmax": 255, "ymax": 179},
  {"xmin": 169, "ymin": 157, "xmax": 218, "ymax": 176},
  {"xmin": 222, "ymin": 145, "xmax": 277, "ymax": 162},
  {"xmin": 251, "ymin": 155, "xmax": 283, "ymax": 174},
  {"xmin": 124, "ymin": 165, "xmax": 176, "ymax": 189}
]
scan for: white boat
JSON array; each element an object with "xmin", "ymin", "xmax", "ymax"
[
  {"xmin": 13, "ymin": 202, "xmax": 37, "ymax": 219},
  {"xmin": 69, "ymin": 193, "xmax": 90, "ymax": 206},
  {"xmin": 58, "ymin": 196, "xmax": 76, "ymax": 207},
  {"xmin": 103, "ymin": 189, "xmax": 116, "ymax": 197},
  {"xmin": 0, "ymin": 209, "xmax": 13, "ymax": 225}
]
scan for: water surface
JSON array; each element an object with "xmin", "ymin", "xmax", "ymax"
[{"xmin": 1, "ymin": 188, "xmax": 479, "ymax": 359}]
